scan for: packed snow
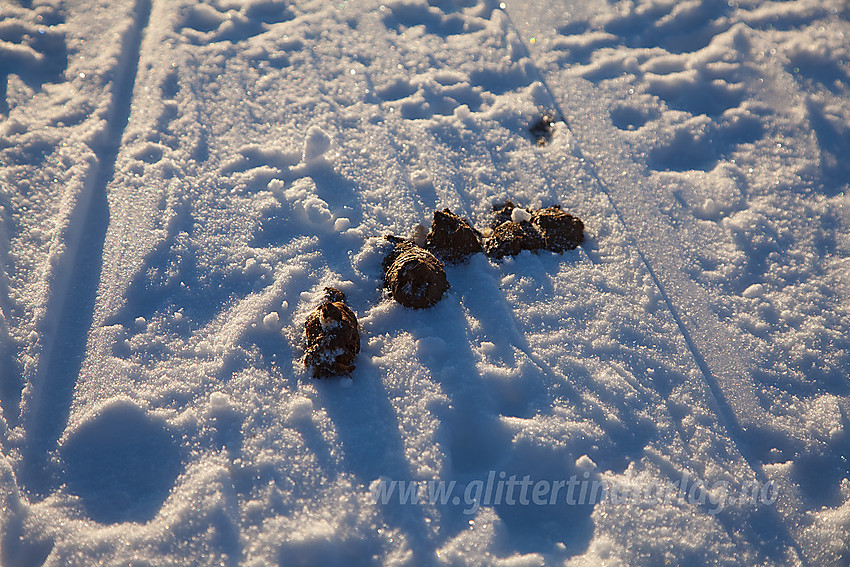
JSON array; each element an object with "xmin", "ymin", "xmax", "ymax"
[{"xmin": 1, "ymin": 0, "xmax": 849, "ymax": 564}]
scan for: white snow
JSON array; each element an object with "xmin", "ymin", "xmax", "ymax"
[
  {"xmin": 510, "ymin": 207, "xmax": 532, "ymax": 223},
  {"xmin": 1, "ymin": 0, "xmax": 849, "ymax": 565},
  {"xmin": 302, "ymin": 125, "xmax": 332, "ymax": 164}
]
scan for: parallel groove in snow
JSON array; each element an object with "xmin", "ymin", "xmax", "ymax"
[{"xmin": 19, "ymin": 0, "xmax": 152, "ymax": 498}]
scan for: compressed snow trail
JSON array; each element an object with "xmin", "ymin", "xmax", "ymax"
[
  {"xmin": 548, "ymin": 80, "xmax": 811, "ymax": 563},
  {"xmin": 501, "ymin": 1, "xmax": 818, "ymax": 562}
]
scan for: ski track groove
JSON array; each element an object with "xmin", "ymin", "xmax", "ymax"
[
  {"xmin": 499, "ymin": 6, "xmax": 809, "ymax": 564},
  {"xmin": 18, "ymin": 0, "xmax": 152, "ymax": 498}
]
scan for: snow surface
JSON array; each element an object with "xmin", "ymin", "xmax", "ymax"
[{"xmin": 1, "ymin": 0, "xmax": 849, "ymax": 564}]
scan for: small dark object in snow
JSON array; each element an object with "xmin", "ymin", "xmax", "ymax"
[
  {"xmin": 484, "ymin": 220, "xmax": 545, "ymax": 259},
  {"xmin": 532, "ymin": 205, "xmax": 584, "ymax": 252},
  {"xmin": 485, "ymin": 202, "xmax": 584, "ymax": 259},
  {"xmin": 304, "ymin": 287, "xmax": 360, "ymax": 378},
  {"xmin": 425, "ymin": 208, "xmax": 483, "ymax": 264},
  {"xmin": 529, "ymin": 113, "xmax": 556, "ymax": 146},
  {"xmin": 384, "ymin": 240, "xmax": 449, "ymax": 308}
]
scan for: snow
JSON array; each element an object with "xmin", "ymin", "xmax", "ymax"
[
  {"xmin": 510, "ymin": 207, "xmax": 532, "ymax": 223},
  {"xmin": 1, "ymin": 0, "xmax": 849, "ymax": 564}
]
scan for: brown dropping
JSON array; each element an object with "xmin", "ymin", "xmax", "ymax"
[
  {"xmin": 424, "ymin": 208, "xmax": 483, "ymax": 264},
  {"xmin": 303, "ymin": 287, "xmax": 360, "ymax": 378},
  {"xmin": 384, "ymin": 240, "xmax": 449, "ymax": 309},
  {"xmin": 531, "ymin": 205, "xmax": 584, "ymax": 252},
  {"xmin": 485, "ymin": 201, "xmax": 585, "ymax": 259},
  {"xmin": 490, "ymin": 200, "xmax": 517, "ymax": 229},
  {"xmin": 484, "ymin": 220, "xmax": 545, "ymax": 260}
]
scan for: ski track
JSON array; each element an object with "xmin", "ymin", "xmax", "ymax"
[
  {"xmin": 502, "ymin": 2, "xmax": 830, "ymax": 562},
  {"xmin": 534, "ymin": 74, "xmax": 806, "ymax": 562},
  {"xmin": 19, "ymin": 0, "xmax": 152, "ymax": 498}
]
